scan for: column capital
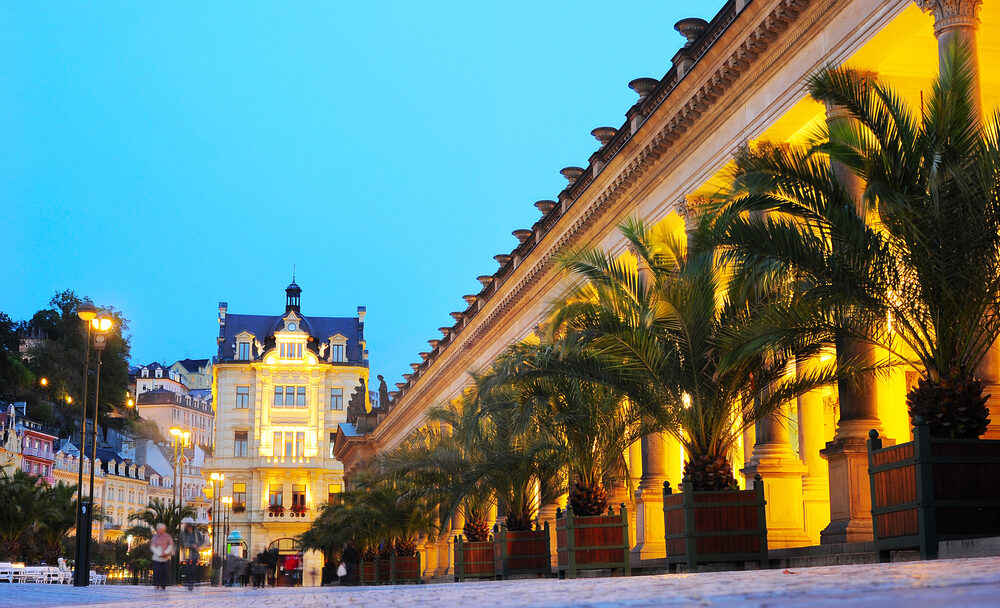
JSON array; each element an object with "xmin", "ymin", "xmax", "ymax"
[{"xmin": 916, "ymin": 0, "xmax": 982, "ymax": 37}]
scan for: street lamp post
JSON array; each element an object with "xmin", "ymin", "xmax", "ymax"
[
  {"xmin": 168, "ymin": 427, "xmax": 190, "ymax": 586},
  {"xmin": 72, "ymin": 303, "xmax": 112, "ymax": 587},
  {"xmin": 72, "ymin": 301, "xmax": 96, "ymax": 587}
]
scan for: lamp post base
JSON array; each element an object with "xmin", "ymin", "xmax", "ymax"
[{"xmin": 73, "ymin": 503, "xmax": 93, "ymax": 586}]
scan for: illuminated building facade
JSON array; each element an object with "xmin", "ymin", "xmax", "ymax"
[
  {"xmin": 335, "ymin": 0, "xmax": 1000, "ymax": 574},
  {"xmin": 209, "ymin": 281, "xmax": 368, "ymax": 582}
]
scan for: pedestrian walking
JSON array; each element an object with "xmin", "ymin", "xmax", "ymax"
[
  {"xmin": 179, "ymin": 521, "xmax": 207, "ymax": 591},
  {"xmin": 150, "ymin": 523, "xmax": 175, "ymax": 590},
  {"xmin": 340, "ymin": 539, "xmax": 359, "ymax": 586}
]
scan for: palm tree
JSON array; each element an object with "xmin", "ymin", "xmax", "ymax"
[
  {"xmin": 379, "ymin": 397, "xmax": 495, "ymax": 541},
  {"xmin": 0, "ymin": 469, "xmax": 59, "ymax": 560},
  {"xmin": 484, "ymin": 342, "xmax": 649, "ymax": 515},
  {"xmin": 124, "ymin": 498, "xmax": 197, "ymax": 541},
  {"xmin": 37, "ymin": 482, "xmax": 78, "ymax": 563},
  {"xmin": 540, "ymin": 218, "xmax": 838, "ymax": 491},
  {"xmin": 718, "ymin": 41, "xmax": 1000, "ymax": 438}
]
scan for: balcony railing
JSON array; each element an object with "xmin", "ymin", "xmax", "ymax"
[{"xmin": 22, "ymin": 447, "xmax": 53, "ymax": 459}]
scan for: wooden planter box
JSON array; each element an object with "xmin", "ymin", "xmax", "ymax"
[
  {"xmin": 359, "ymin": 554, "xmax": 422, "ymax": 585},
  {"xmin": 390, "ymin": 554, "xmax": 421, "ymax": 584},
  {"xmin": 868, "ymin": 425, "xmax": 1000, "ymax": 561},
  {"xmin": 555, "ymin": 504, "xmax": 630, "ymax": 579},
  {"xmin": 494, "ymin": 522, "xmax": 551, "ymax": 579},
  {"xmin": 454, "ymin": 536, "xmax": 495, "ymax": 581},
  {"xmin": 662, "ymin": 476, "xmax": 768, "ymax": 570},
  {"xmin": 359, "ymin": 558, "xmax": 377, "ymax": 585}
]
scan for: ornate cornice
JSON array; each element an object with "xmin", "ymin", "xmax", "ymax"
[
  {"xmin": 374, "ymin": 0, "xmax": 819, "ymax": 447},
  {"xmin": 915, "ymin": 0, "xmax": 982, "ymax": 35}
]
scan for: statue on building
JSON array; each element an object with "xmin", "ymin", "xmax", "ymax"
[
  {"xmin": 318, "ymin": 341, "xmax": 328, "ymax": 359},
  {"xmin": 377, "ymin": 375, "xmax": 390, "ymax": 409},
  {"xmin": 345, "ymin": 377, "xmax": 367, "ymax": 424},
  {"xmin": 254, "ymin": 339, "xmax": 265, "ymax": 356}
]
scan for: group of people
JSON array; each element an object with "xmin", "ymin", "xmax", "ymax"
[{"xmin": 149, "ymin": 521, "xmax": 209, "ymax": 590}]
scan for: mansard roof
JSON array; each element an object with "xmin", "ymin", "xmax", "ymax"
[{"xmin": 217, "ymin": 312, "xmax": 364, "ymax": 364}]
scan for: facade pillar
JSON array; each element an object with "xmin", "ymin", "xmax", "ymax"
[
  {"xmin": 631, "ymin": 432, "xmax": 671, "ymax": 560},
  {"xmin": 742, "ymin": 405, "xmax": 810, "ymax": 548},
  {"xmin": 797, "ymin": 358, "xmax": 831, "ymax": 545},
  {"xmin": 917, "ymin": 0, "xmax": 999, "ymax": 438},
  {"xmin": 916, "ymin": 0, "xmax": 983, "ymax": 114},
  {"xmin": 421, "ymin": 535, "xmax": 438, "ymax": 578},
  {"xmin": 819, "ymin": 98, "xmax": 887, "ymax": 545}
]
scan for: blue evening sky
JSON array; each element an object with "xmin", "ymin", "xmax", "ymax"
[{"xmin": 1, "ymin": 1, "xmax": 714, "ymax": 387}]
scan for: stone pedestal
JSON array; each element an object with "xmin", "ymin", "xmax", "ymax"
[
  {"xmin": 797, "ymin": 359, "xmax": 832, "ymax": 544},
  {"xmin": 631, "ymin": 432, "xmax": 677, "ymax": 560},
  {"xmin": 421, "ymin": 536, "xmax": 438, "ymax": 577},
  {"xmin": 819, "ymin": 423, "xmax": 891, "ymax": 544},
  {"xmin": 742, "ymin": 409, "xmax": 810, "ymax": 549}
]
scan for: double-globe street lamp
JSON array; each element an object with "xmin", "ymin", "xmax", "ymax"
[
  {"xmin": 72, "ymin": 302, "xmax": 114, "ymax": 587},
  {"xmin": 168, "ymin": 427, "xmax": 191, "ymax": 585}
]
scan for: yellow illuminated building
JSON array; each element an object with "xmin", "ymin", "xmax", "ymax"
[
  {"xmin": 208, "ymin": 280, "xmax": 368, "ymax": 584},
  {"xmin": 333, "ymin": 0, "xmax": 1000, "ymax": 575}
]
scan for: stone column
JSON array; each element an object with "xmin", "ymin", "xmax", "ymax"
[
  {"xmin": 631, "ymin": 432, "xmax": 671, "ymax": 560},
  {"xmin": 741, "ymin": 405, "xmax": 810, "ymax": 548},
  {"xmin": 820, "ymin": 100, "xmax": 886, "ymax": 545},
  {"xmin": 797, "ymin": 358, "xmax": 831, "ymax": 545},
  {"xmin": 916, "ymin": 0, "xmax": 983, "ymax": 115},
  {"xmin": 917, "ymin": 0, "xmax": 999, "ymax": 438}
]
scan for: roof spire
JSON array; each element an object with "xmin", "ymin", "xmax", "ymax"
[{"xmin": 292, "ymin": 261, "xmax": 296, "ymax": 283}]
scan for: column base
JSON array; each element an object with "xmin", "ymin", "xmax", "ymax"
[
  {"xmin": 819, "ymin": 425, "xmax": 891, "ymax": 546},
  {"xmin": 630, "ymin": 483, "xmax": 667, "ymax": 560},
  {"xmin": 802, "ymin": 477, "xmax": 830, "ymax": 545},
  {"xmin": 742, "ymin": 447, "xmax": 811, "ymax": 549},
  {"xmin": 421, "ymin": 539, "xmax": 438, "ymax": 577}
]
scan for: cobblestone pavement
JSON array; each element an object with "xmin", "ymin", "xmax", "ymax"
[{"xmin": 2, "ymin": 557, "xmax": 998, "ymax": 607}]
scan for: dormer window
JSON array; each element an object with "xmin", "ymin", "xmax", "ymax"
[
  {"xmin": 328, "ymin": 335, "xmax": 347, "ymax": 362},
  {"xmin": 279, "ymin": 342, "xmax": 303, "ymax": 359},
  {"xmin": 155, "ymin": 368, "xmax": 162, "ymax": 379},
  {"xmin": 141, "ymin": 368, "xmax": 149, "ymax": 378},
  {"xmin": 238, "ymin": 342, "xmax": 251, "ymax": 360}
]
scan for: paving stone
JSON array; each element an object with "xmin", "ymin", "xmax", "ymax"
[{"xmin": 1, "ymin": 557, "xmax": 998, "ymax": 607}]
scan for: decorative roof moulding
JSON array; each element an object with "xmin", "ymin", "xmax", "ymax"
[
  {"xmin": 534, "ymin": 200, "xmax": 557, "ymax": 215},
  {"xmin": 512, "ymin": 229, "xmax": 533, "ymax": 244},
  {"xmin": 418, "ymin": 351, "xmax": 431, "ymax": 360},
  {"xmin": 427, "ymin": 339, "xmax": 440, "ymax": 349},
  {"xmin": 438, "ymin": 327, "xmax": 452, "ymax": 337},
  {"xmin": 476, "ymin": 275, "xmax": 493, "ymax": 287},
  {"xmin": 450, "ymin": 312, "xmax": 465, "ymax": 322},
  {"xmin": 591, "ymin": 127, "xmax": 617, "ymax": 146},
  {"xmin": 560, "ymin": 166, "xmax": 584, "ymax": 184},
  {"xmin": 462, "ymin": 295, "xmax": 478, "ymax": 306},
  {"xmin": 494, "ymin": 254, "xmax": 512, "ymax": 266},
  {"xmin": 395, "ymin": 382, "xmax": 407, "ymax": 390},
  {"xmin": 403, "ymin": 373, "xmax": 413, "ymax": 381},
  {"xmin": 628, "ymin": 77, "xmax": 659, "ymax": 101},
  {"xmin": 675, "ymin": 17, "xmax": 709, "ymax": 47},
  {"xmin": 410, "ymin": 363, "xmax": 421, "ymax": 372}
]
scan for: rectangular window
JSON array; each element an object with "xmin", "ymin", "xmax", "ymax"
[
  {"xmin": 296, "ymin": 386, "xmax": 306, "ymax": 407},
  {"xmin": 295, "ymin": 432, "xmax": 304, "ymax": 458},
  {"xmin": 329, "ymin": 388, "xmax": 343, "ymax": 410},
  {"xmin": 292, "ymin": 484, "xmax": 306, "ymax": 509},
  {"xmin": 285, "ymin": 386, "xmax": 295, "ymax": 408},
  {"xmin": 269, "ymin": 484, "xmax": 283, "ymax": 508},
  {"xmin": 328, "ymin": 483, "xmax": 342, "ymax": 504},
  {"xmin": 273, "ymin": 431, "xmax": 282, "ymax": 457},
  {"xmin": 279, "ymin": 342, "xmax": 302, "ymax": 359},
  {"xmin": 331, "ymin": 343, "xmax": 344, "ymax": 362},
  {"xmin": 236, "ymin": 386, "xmax": 249, "ymax": 409},
  {"xmin": 284, "ymin": 433, "xmax": 293, "ymax": 459},
  {"xmin": 234, "ymin": 431, "xmax": 248, "ymax": 458},
  {"xmin": 329, "ymin": 432, "xmax": 336, "ymax": 458},
  {"xmin": 274, "ymin": 386, "xmax": 283, "ymax": 407},
  {"xmin": 238, "ymin": 342, "xmax": 251, "ymax": 360},
  {"xmin": 233, "ymin": 483, "xmax": 246, "ymax": 509}
]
